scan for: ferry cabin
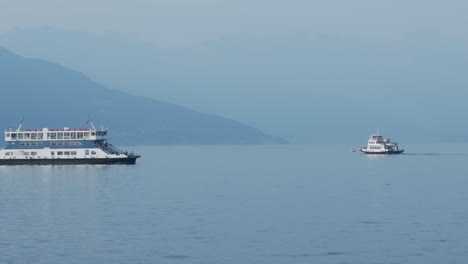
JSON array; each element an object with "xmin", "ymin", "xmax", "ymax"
[
  {"xmin": 365, "ymin": 134, "xmax": 399, "ymax": 153},
  {"xmin": 1, "ymin": 127, "xmax": 126, "ymax": 160},
  {"xmin": 367, "ymin": 135, "xmax": 386, "ymax": 151}
]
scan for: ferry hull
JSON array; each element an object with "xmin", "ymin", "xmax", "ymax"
[
  {"xmin": 0, "ymin": 157, "xmax": 139, "ymax": 166},
  {"xmin": 360, "ymin": 150, "xmax": 404, "ymax": 155}
]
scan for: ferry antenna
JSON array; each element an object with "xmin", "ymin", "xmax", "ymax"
[
  {"xmin": 16, "ymin": 117, "xmax": 24, "ymax": 132},
  {"xmin": 86, "ymin": 118, "xmax": 96, "ymax": 130}
]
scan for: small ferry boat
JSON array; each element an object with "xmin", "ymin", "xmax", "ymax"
[
  {"xmin": 0, "ymin": 121, "xmax": 140, "ymax": 165},
  {"xmin": 360, "ymin": 131, "xmax": 404, "ymax": 154}
]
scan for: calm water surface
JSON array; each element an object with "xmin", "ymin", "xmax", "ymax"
[{"xmin": 1, "ymin": 144, "xmax": 468, "ymax": 264}]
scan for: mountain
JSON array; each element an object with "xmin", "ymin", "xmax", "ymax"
[
  {"xmin": 0, "ymin": 47, "xmax": 287, "ymax": 145},
  {"xmin": 3, "ymin": 28, "xmax": 468, "ymax": 143}
]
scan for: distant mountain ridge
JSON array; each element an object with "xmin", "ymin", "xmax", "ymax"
[
  {"xmin": 0, "ymin": 46, "xmax": 287, "ymax": 145},
  {"xmin": 4, "ymin": 28, "xmax": 468, "ymax": 143}
]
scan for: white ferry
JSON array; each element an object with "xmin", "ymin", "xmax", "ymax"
[
  {"xmin": 0, "ymin": 122, "xmax": 140, "ymax": 165},
  {"xmin": 360, "ymin": 131, "xmax": 404, "ymax": 154}
]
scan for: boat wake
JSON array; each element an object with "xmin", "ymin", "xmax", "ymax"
[{"xmin": 401, "ymin": 153, "xmax": 468, "ymax": 156}]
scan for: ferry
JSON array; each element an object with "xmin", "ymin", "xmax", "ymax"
[
  {"xmin": 360, "ymin": 131, "xmax": 404, "ymax": 154},
  {"xmin": 0, "ymin": 121, "xmax": 140, "ymax": 165}
]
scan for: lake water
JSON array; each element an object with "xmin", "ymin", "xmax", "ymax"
[{"xmin": 1, "ymin": 144, "xmax": 468, "ymax": 264}]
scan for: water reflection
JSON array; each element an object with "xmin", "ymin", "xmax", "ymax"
[{"xmin": 1, "ymin": 145, "xmax": 468, "ymax": 264}]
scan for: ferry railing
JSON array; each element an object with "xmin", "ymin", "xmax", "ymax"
[
  {"xmin": 96, "ymin": 142, "xmax": 138, "ymax": 157},
  {"xmin": 97, "ymin": 142, "xmax": 122, "ymax": 154}
]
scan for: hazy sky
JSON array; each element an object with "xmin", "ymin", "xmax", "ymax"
[
  {"xmin": 2, "ymin": 0, "xmax": 468, "ymax": 143},
  {"xmin": 2, "ymin": 0, "xmax": 468, "ymax": 47}
]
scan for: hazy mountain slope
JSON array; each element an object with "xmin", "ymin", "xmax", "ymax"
[
  {"xmin": 3, "ymin": 28, "xmax": 468, "ymax": 143},
  {"xmin": 0, "ymin": 47, "xmax": 286, "ymax": 145}
]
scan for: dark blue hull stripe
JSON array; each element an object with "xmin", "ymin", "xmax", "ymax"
[
  {"xmin": 0, "ymin": 157, "xmax": 138, "ymax": 165},
  {"xmin": 4, "ymin": 140, "xmax": 97, "ymax": 149}
]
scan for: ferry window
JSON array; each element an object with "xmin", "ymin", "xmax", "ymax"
[
  {"xmin": 91, "ymin": 151, "xmax": 97, "ymax": 155},
  {"xmin": 51, "ymin": 142, "xmax": 56, "ymax": 146},
  {"xmin": 31, "ymin": 152, "xmax": 37, "ymax": 156},
  {"xmin": 11, "ymin": 133, "xmax": 17, "ymax": 140},
  {"xmin": 31, "ymin": 133, "xmax": 37, "ymax": 140},
  {"xmin": 57, "ymin": 152, "xmax": 63, "ymax": 155},
  {"xmin": 64, "ymin": 151, "xmax": 70, "ymax": 155},
  {"xmin": 51, "ymin": 133, "xmax": 57, "ymax": 139},
  {"xmin": 31, "ymin": 142, "xmax": 37, "ymax": 146},
  {"xmin": 57, "ymin": 142, "xmax": 64, "ymax": 146},
  {"xmin": 85, "ymin": 150, "xmax": 90, "ymax": 155},
  {"xmin": 5, "ymin": 152, "xmax": 10, "ymax": 156},
  {"xmin": 51, "ymin": 151, "xmax": 55, "ymax": 155},
  {"xmin": 91, "ymin": 132, "xmax": 96, "ymax": 136},
  {"xmin": 71, "ymin": 151, "xmax": 77, "ymax": 155},
  {"xmin": 64, "ymin": 132, "xmax": 70, "ymax": 139},
  {"xmin": 64, "ymin": 142, "xmax": 70, "ymax": 146},
  {"xmin": 78, "ymin": 132, "xmax": 84, "ymax": 139},
  {"xmin": 24, "ymin": 133, "xmax": 30, "ymax": 139},
  {"xmin": 84, "ymin": 132, "xmax": 90, "ymax": 137},
  {"xmin": 38, "ymin": 142, "xmax": 44, "ymax": 146},
  {"xmin": 20, "ymin": 142, "xmax": 25, "ymax": 146},
  {"xmin": 6, "ymin": 133, "xmax": 10, "ymax": 137},
  {"xmin": 18, "ymin": 134, "xmax": 23, "ymax": 140},
  {"xmin": 38, "ymin": 133, "xmax": 44, "ymax": 140},
  {"xmin": 24, "ymin": 152, "xmax": 30, "ymax": 155},
  {"xmin": 58, "ymin": 133, "xmax": 64, "ymax": 139},
  {"xmin": 71, "ymin": 133, "xmax": 77, "ymax": 139}
]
